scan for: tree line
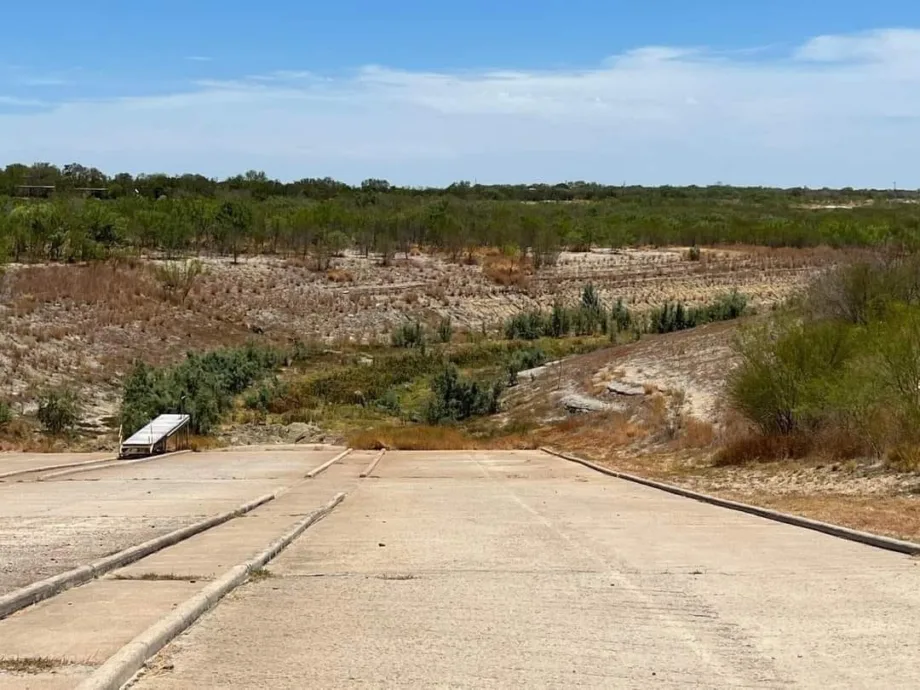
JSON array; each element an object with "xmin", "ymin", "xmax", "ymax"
[{"xmin": 2, "ymin": 162, "xmax": 920, "ymax": 265}]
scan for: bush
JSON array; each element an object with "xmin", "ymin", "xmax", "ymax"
[
  {"xmin": 154, "ymin": 259, "xmax": 205, "ymax": 304},
  {"xmin": 609, "ymin": 298, "xmax": 633, "ymax": 334},
  {"xmin": 0, "ymin": 401, "xmax": 12, "ymax": 426},
  {"xmin": 687, "ymin": 245, "xmax": 701, "ymax": 261},
  {"xmin": 728, "ymin": 320, "xmax": 855, "ymax": 435},
  {"xmin": 808, "ymin": 257, "xmax": 920, "ymax": 325},
  {"xmin": 424, "ymin": 366, "xmax": 505, "ymax": 423},
  {"xmin": 436, "ymin": 317, "xmax": 453, "ymax": 344},
  {"xmin": 37, "ymin": 389, "xmax": 81, "ymax": 434},
  {"xmin": 548, "ymin": 302, "xmax": 571, "ymax": 338},
  {"xmin": 648, "ymin": 292, "xmax": 747, "ymax": 334},
  {"xmin": 391, "ymin": 321, "xmax": 425, "ymax": 349},
  {"xmin": 120, "ymin": 344, "xmax": 283, "ymax": 436},
  {"xmin": 244, "ymin": 378, "xmax": 286, "ymax": 413},
  {"xmin": 506, "ymin": 347, "xmax": 547, "ymax": 385},
  {"xmin": 504, "ymin": 310, "xmax": 546, "ymax": 340}
]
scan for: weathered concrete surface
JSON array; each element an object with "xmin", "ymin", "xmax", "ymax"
[
  {"xmin": 0, "ymin": 580, "xmax": 202, "ymax": 662},
  {"xmin": 114, "ymin": 454, "xmax": 372, "ymax": 580},
  {"xmin": 134, "ymin": 450, "xmax": 920, "ymax": 689},
  {"xmin": 0, "ymin": 452, "xmax": 110, "ymax": 478},
  {"xmin": 0, "ymin": 449, "xmax": 365, "ymax": 689},
  {"xmin": 0, "ymin": 449, "xmax": 342, "ymax": 594}
]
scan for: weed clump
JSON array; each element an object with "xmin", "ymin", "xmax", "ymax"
[{"xmin": 37, "ymin": 389, "xmax": 81, "ymax": 434}]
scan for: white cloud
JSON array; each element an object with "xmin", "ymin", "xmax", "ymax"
[
  {"xmin": 2, "ymin": 28, "xmax": 920, "ymax": 187},
  {"xmin": 185, "ymin": 56, "xmax": 213, "ymax": 62},
  {"xmin": 795, "ymin": 28, "xmax": 920, "ymax": 64}
]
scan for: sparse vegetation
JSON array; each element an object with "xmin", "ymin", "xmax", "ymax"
[
  {"xmin": 505, "ymin": 287, "xmax": 746, "ymax": 341},
  {"xmin": 727, "ymin": 257, "xmax": 920, "ymax": 466},
  {"xmin": 0, "ymin": 657, "xmax": 72, "ymax": 674},
  {"xmin": 36, "ymin": 388, "xmax": 81, "ymax": 434},
  {"xmin": 647, "ymin": 291, "xmax": 748, "ymax": 334},
  {"xmin": 120, "ymin": 344, "xmax": 284, "ymax": 436},
  {"xmin": 154, "ymin": 259, "xmax": 205, "ymax": 304},
  {"xmin": 391, "ymin": 321, "xmax": 426, "ymax": 349},
  {"xmin": 424, "ymin": 365, "xmax": 505, "ymax": 424}
]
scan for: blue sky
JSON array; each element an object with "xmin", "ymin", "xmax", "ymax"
[{"xmin": 2, "ymin": 1, "xmax": 920, "ymax": 186}]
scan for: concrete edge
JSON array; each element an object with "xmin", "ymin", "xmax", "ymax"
[
  {"xmin": 359, "ymin": 450, "xmax": 386, "ymax": 478},
  {"xmin": 77, "ymin": 492, "xmax": 347, "ymax": 690},
  {"xmin": 0, "ymin": 455, "xmax": 117, "ymax": 480},
  {"xmin": 38, "ymin": 450, "xmax": 193, "ymax": 482},
  {"xmin": 0, "ymin": 491, "xmax": 276, "ymax": 621},
  {"xmin": 305, "ymin": 448, "xmax": 352, "ymax": 479},
  {"xmin": 541, "ymin": 447, "xmax": 920, "ymax": 556}
]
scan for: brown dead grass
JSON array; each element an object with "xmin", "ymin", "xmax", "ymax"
[
  {"xmin": 535, "ymin": 412, "xmax": 646, "ymax": 457},
  {"xmin": 714, "ymin": 427, "xmax": 871, "ymax": 467},
  {"xmin": 188, "ymin": 435, "xmax": 226, "ymax": 452},
  {"xmin": 326, "ymin": 268, "xmax": 354, "ymax": 283},
  {"xmin": 349, "ymin": 425, "xmax": 483, "ymax": 451},
  {"xmin": 678, "ymin": 417, "xmax": 716, "ymax": 449},
  {"xmin": 727, "ymin": 493, "xmax": 920, "ymax": 543},
  {"xmin": 0, "ymin": 657, "xmax": 72, "ymax": 674},
  {"xmin": 481, "ymin": 255, "xmax": 532, "ymax": 288}
]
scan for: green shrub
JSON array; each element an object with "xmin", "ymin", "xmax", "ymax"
[
  {"xmin": 688, "ymin": 245, "xmax": 701, "ymax": 261},
  {"xmin": 37, "ymin": 389, "xmax": 81, "ymax": 434},
  {"xmin": 244, "ymin": 378, "xmax": 286, "ymax": 413},
  {"xmin": 436, "ymin": 317, "xmax": 454, "ymax": 344},
  {"xmin": 424, "ymin": 366, "xmax": 505, "ymax": 423},
  {"xmin": 505, "ymin": 347, "xmax": 547, "ymax": 385},
  {"xmin": 0, "ymin": 400, "xmax": 12, "ymax": 426},
  {"xmin": 648, "ymin": 292, "xmax": 747, "ymax": 334},
  {"xmin": 505, "ymin": 310, "xmax": 546, "ymax": 340},
  {"xmin": 609, "ymin": 298, "xmax": 633, "ymax": 334},
  {"xmin": 120, "ymin": 344, "xmax": 283, "ymax": 436},
  {"xmin": 548, "ymin": 301, "xmax": 571, "ymax": 338},
  {"xmin": 728, "ymin": 320, "xmax": 855, "ymax": 435},
  {"xmin": 391, "ymin": 321, "xmax": 425, "ymax": 349}
]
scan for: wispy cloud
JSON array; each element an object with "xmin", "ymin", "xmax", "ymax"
[
  {"xmin": 0, "ymin": 95, "xmax": 46, "ymax": 107},
  {"xmin": 185, "ymin": 55, "xmax": 213, "ymax": 62},
  {"xmin": 2, "ymin": 28, "xmax": 920, "ymax": 187}
]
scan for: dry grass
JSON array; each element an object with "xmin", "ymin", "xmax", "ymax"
[
  {"xmin": 678, "ymin": 417, "xmax": 716, "ymax": 449},
  {"xmin": 325, "ymin": 268, "xmax": 354, "ymax": 283},
  {"xmin": 482, "ymin": 254, "xmax": 532, "ymax": 288},
  {"xmin": 111, "ymin": 572, "xmax": 202, "ymax": 581},
  {"xmin": 727, "ymin": 493, "xmax": 920, "ymax": 543},
  {"xmin": 349, "ymin": 425, "xmax": 483, "ymax": 451},
  {"xmin": 536, "ymin": 412, "xmax": 646, "ymax": 457},
  {"xmin": 188, "ymin": 434, "xmax": 226, "ymax": 452},
  {"xmin": 714, "ymin": 427, "xmax": 871, "ymax": 467},
  {"xmin": 885, "ymin": 445, "xmax": 920, "ymax": 473},
  {"xmin": 0, "ymin": 657, "xmax": 72, "ymax": 674}
]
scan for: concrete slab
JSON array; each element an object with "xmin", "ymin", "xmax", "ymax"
[
  {"xmin": 0, "ymin": 453, "xmax": 110, "ymax": 478},
  {"xmin": 113, "ymin": 457, "xmax": 366, "ymax": 580},
  {"xmin": 133, "ymin": 451, "xmax": 920, "ymax": 689},
  {"xmin": 0, "ymin": 668, "xmax": 94, "ymax": 690},
  {"xmin": 64, "ymin": 449, "xmax": 340, "ymax": 482},
  {"xmin": 0, "ymin": 580, "xmax": 200, "ymax": 663},
  {"xmin": 0, "ymin": 515, "xmax": 192, "ymax": 595},
  {"xmin": 0, "ymin": 449, "xmax": 345, "ymax": 595}
]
